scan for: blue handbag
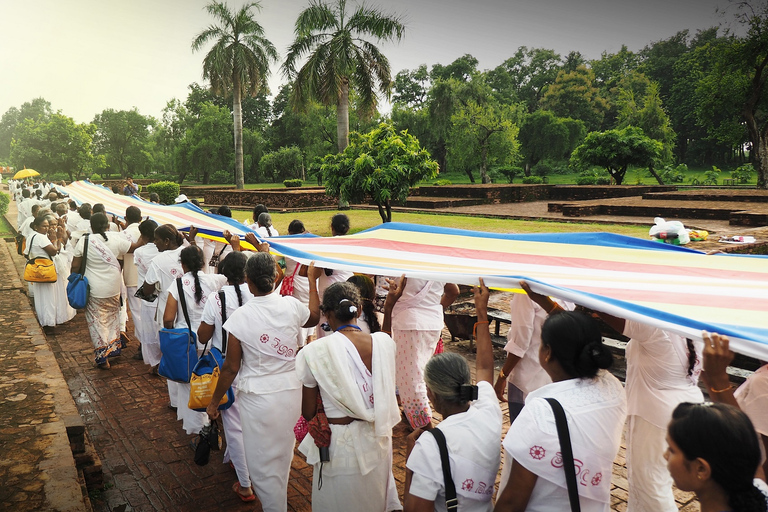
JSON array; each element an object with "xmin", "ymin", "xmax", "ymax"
[
  {"xmin": 66, "ymin": 234, "xmax": 90, "ymax": 309},
  {"xmin": 188, "ymin": 290, "xmax": 235, "ymax": 411},
  {"xmin": 158, "ymin": 278, "xmax": 199, "ymax": 383}
]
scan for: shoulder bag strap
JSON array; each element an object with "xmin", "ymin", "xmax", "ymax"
[
  {"xmin": 428, "ymin": 427, "xmax": 458, "ymax": 512},
  {"xmin": 80, "ymin": 234, "xmax": 89, "ymax": 275},
  {"xmin": 219, "ymin": 290, "xmax": 227, "ymax": 356},
  {"xmin": 25, "ymin": 234, "xmax": 36, "ymax": 259},
  {"xmin": 176, "ymin": 277, "xmax": 193, "ymax": 338},
  {"xmin": 545, "ymin": 398, "xmax": 581, "ymax": 512}
]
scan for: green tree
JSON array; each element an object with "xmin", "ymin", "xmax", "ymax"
[
  {"xmin": 178, "ymin": 102, "xmax": 233, "ymax": 184},
  {"xmin": 617, "ymin": 81, "xmax": 677, "ymax": 167},
  {"xmin": 570, "ymin": 126, "xmax": 663, "ymax": 185},
  {"xmin": 486, "ymin": 47, "xmax": 562, "ymax": 110},
  {"xmin": 0, "ymin": 98, "xmax": 53, "ymax": 161},
  {"xmin": 321, "ymin": 123, "xmax": 438, "ymax": 222},
  {"xmin": 10, "ymin": 113, "xmax": 94, "ymax": 180},
  {"xmin": 540, "ymin": 66, "xmax": 609, "ymax": 131},
  {"xmin": 518, "ymin": 110, "xmax": 585, "ymax": 175},
  {"xmin": 703, "ymin": 0, "xmax": 768, "ymax": 188},
  {"xmin": 448, "ymin": 99, "xmax": 520, "ymax": 184},
  {"xmin": 283, "ymin": 0, "xmax": 405, "ymax": 153},
  {"xmin": 192, "ymin": 1, "xmax": 278, "ymax": 189},
  {"xmin": 92, "ymin": 108, "xmax": 154, "ymax": 179},
  {"xmin": 392, "ymin": 64, "xmax": 431, "ymax": 108},
  {"xmin": 259, "ymin": 146, "xmax": 304, "ymax": 182}
]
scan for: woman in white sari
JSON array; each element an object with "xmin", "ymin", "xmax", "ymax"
[
  {"xmin": 295, "ymin": 279, "xmax": 403, "ymax": 512},
  {"xmin": 206, "ymin": 253, "xmax": 321, "ymax": 511},
  {"xmin": 27, "ymin": 212, "xmax": 73, "ymax": 327}
]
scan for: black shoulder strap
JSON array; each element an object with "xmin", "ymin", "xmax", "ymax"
[
  {"xmin": 176, "ymin": 277, "xmax": 193, "ymax": 337},
  {"xmin": 428, "ymin": 427, "xmax": 458, "ymax": 512},
  {"xmin": 219, "ymin": 290, "xmax": 227, "ymax": 355},
  {"xmin": 545, "ymin": 398, "xmax": 581, "ymax": 512},
  {"xmin": 25, "ymin": 234, "xmax": 36, "ymax": 259},
  {"xmin": 80, "ymin": 234, "xmax": 89, "ymax": 275}
]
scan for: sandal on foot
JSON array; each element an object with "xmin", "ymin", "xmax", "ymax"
[
  {"xmin": 96, "ymin": 361, "xmax": 110, "ymax": 370},
  {"xmin": 232, "ymin": 482, "xmax": 256, "ymax": 502}
]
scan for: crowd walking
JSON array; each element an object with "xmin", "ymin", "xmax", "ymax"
[{"xmin": 6, "ymin": 177, "xmax": 768, "ymax": 512}]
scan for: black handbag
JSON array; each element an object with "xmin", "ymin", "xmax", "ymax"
[
  {"xmin": 545, "ymin": 398, "xmax": 581, "ymax": 512},
  {"xmin": 428, "ymin": 427, "xmax": 458, "ymax": 512},
  {"xmin": 193, "ymin": 420, "xmax": 221, "ymax": 466}
]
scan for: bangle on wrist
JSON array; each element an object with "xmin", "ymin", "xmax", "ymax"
[
  {"xmin": 498, "ymin": 368, "xmax": 506, "ymax": 380},
  {"xmin": 473, "ymin": 320, "xmax": 490, "ymax": 338},
  {"xmin": 709, "ymin": 384, "xmax": 732, "ymax": 394}
]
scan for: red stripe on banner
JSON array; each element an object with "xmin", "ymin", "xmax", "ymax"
[
  {"xmin": 572, "ymin": 285, "xmax": 768, "ymax": 312},
  {"xmin": 277, "ymin": 237, "xmax": 768, "ymax": 282}
]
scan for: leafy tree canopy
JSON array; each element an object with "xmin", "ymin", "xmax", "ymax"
[
  {"xmin": 570, "ymin": 126, "xmax": 662, "ymax": 184},
  {"xmin": 540, "ymin": 65, "xmax": 609, "ymax": 131},
  {"xmin": 92, "ymin": 108, "xmax": 154, "ymax": 179},
  {"xmin": 321, "ymin": 122, "xmax": 438, "ymax": 222},
  {"xmin": 518, "ymin": 110, "xmax": 585, "ymax": 174}
]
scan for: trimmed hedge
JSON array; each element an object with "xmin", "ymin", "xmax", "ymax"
[
  {"xmin": 147, "ymin": 181, "xmax": 180, "ymax": 205},
  {"xmin": 283, "ymin": 179, "xmax": 303, "ymax": 188},
  {"xmin": 0, "ymin": 191, "xmax": 8, "ymax": 216}
]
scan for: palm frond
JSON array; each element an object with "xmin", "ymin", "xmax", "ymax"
[
  {"xmin": 294, "ymin": 1, "xmax": 337, "ymax": 36},
  {"xmin": 350, "ymin": 44, "xmax": 377, "ymax": 117},
  {"xmin": 347, "ymin": 5, "xmax": 405, "ymax": 41}
]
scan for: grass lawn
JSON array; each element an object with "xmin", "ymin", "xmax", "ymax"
[
  {"xmin": 232, "ymin": 209, "xmax": 650, "ymax": 239},
  {"xmin": 0, "ymin": 214, "xmax": 13, "ymax": 237}
]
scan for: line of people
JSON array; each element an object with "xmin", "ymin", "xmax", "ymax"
[{"xmin": 9, "ymin": 183, "xmax": 768, "ymax": 512}]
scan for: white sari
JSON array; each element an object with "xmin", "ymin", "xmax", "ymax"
[{"xmin": 296, "ymin": 331, "xmax": 401, "ymax": 512}]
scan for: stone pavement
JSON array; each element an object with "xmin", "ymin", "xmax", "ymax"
[{"xmin": 0, "ymin": 240, "xmax": 87, "ymax": 511}]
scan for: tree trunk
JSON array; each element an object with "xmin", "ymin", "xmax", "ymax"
[
  {"xmin": 376, "ymin": 200, "xmax": 392, "ymax": 223},
  {"xmin": 464, "ymin": 169, "xmax": 475, "ymax": 183},
  {"xmin": 233, "ymin": 78, "xmax": 245, "ymax": 190},
  {"xmin": 758, "ymin": 131, "xmax": 768, "ymax": 189},
  {"xmin": 647, "ymin": 162, "xmax": 664, "ymax": 185},
  {"xmin": 336, "ymin": 78, "xmax": 350, "ymax": 208},
  {"xmin": 386, "ymin": 200, "xmax": 392, "ymax": 222},
  {"xmin": 336, "ymin": 78, "xmax": 350, "ymax": 153},
  {"xmin": 377, "ymin": 202, "xmax": 387, "ymax": 223},
  {"xmin": 480, "ymin": 144, "xmax": 491, "ymax": 184}
]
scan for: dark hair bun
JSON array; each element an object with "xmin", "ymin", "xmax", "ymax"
[
  {"xmin": 335, "ymin": 298, "xmax": 358, "ymax": 322},
  {"xmin": 578, "ymin": 341, "xmax": 613, "ymax": 373}
]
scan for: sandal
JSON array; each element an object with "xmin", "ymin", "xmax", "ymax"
[
  {"xmin": 232, "ymin": 481, "xmax": 256, "ymax": 502},
  {"xmin": 96, "ymin": 361, "xmax": 110, "ymax": 370}
]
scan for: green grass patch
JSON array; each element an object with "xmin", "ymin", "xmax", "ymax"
[
  {"xmin": 232, "ymin": 209, "xmax": 649, "ymax": 239},
  {"xmin": 0, "ymin": 215, "xmax": 13, "ymax": 237}
]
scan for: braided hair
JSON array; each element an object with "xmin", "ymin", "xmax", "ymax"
[
  {"xmin": 180, "ymin": 245, "xmax": 205, "ymax": 304},
  {"xmin": 218, "ymin": 252, "xmax": 247, "ymax": 307},
  {"xmin": 347, "ymin": 275, "xmax": 381, "ymax": 333},
  {"xmin": 90, "ymin": 213, "xmax": 109, "ymax": 241},
  {"xmin": 685, "ymin": 338, "xmax": 697, "ymax": 377}
]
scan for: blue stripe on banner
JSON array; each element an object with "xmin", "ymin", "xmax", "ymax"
[{"xmin": 363, "ymin": 222, "xmax": 703, "ymax": 254}]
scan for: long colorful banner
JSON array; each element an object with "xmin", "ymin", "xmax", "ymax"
[{"xmin": 61, "ymin": 181, "xmax": 768, "ymax": 360}]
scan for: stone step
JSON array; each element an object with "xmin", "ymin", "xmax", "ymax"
[{"xmin": 404, "ymin": 196, "xmax": 489, "ymax": 209}]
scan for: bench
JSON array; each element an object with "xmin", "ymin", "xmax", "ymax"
[{"xmin": 723, "ymin": 178, "xmax": 736, "ymax": 186}]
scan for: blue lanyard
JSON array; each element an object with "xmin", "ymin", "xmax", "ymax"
[{"xmin": 335, "ymin": 324, "xmax": 362, "ymax": 332}]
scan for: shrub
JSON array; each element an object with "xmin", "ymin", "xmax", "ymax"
[
  {"xmin": 731, "ymin": 163, "xmax": 754, "ymax": 184},
  {"xmin": 283, "ymin": 179, "xmax": 303, "ymax": 188},
  {"xmin": 432, "ymin": 179, "xmax": 453, "ymax": 186},
  {"xmin": 531, "ymin": 160, "xmax": 561, "ymax": 176},
  {"xmin": 576, "ymin": 168, "xmax": 611, "ymax": 185},
  {"xmin": 259, "ymin": 146, "xmax": 303, "ymax": 183},
  {"xmin": 0, "ymin": 191, "xmax": 9, "ymax": 216},
  {"xmin": 494, "ymin": 165, "xmax": 522, "ymax": 183},
  {"xmin": 90, "ymin": 173, "xmax": 102, "ymax": 181},
  {"xmin": 658, "ymin": 164, "xmax": 686, "ymax": 184},
  {"xmin": 147, "ymin": 181, "xmax": 180, "ymax": 205},
  {"xmin": 210, "ymin": 169, "xmax": 232, "ymax": 184},
  {"xmin": 703, "ymin": 166, "xmax": 721, "ymax": 186},
  {"xmin": 521, "ymin": 176, "xmax": 544, "ymax": 184}
]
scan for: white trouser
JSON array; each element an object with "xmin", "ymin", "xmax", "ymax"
[
  {"xmin": 139, "ymin": 302, "xmax": 161, "ymax": 366},
  {"xmin": 221, "ymin": 385, "xmax": 250, "ymax": 489},
  {"xmin": 627, "ymin": 414, "xmax": 678, "ymax": 512},
  {"xmin": 239, "ymin": 388, "xmax": 301, "ymax": 512},
  {"xmin": 125, "ymin": 286, "xmax": 141, "ymax": 337}
]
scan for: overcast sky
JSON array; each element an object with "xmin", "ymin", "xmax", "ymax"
[{"xmin": 0, "ymin": 0, "xmax": 727, "ymax": 124}]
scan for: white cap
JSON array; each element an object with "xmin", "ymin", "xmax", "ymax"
[{"xmin": 174, "ymin": 194, "xmax": 188, "ymax": 203}]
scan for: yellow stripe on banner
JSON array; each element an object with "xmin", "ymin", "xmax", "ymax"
[{"xmin": 632, "ymin": 302, "xmax": 766, "ymax": 330}]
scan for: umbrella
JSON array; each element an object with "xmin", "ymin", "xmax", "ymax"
[{"xmin": 13, "ymin": 168, "xmax": 40, "ymax": 180}]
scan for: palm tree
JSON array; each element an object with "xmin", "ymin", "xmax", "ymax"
[
  {"xmin": 192, "ymin": 1, "xmax": 277, "ymax": 189},
  {"xmin": 283, "ymin": 0, "xmax": 405, "ymax": 153}
]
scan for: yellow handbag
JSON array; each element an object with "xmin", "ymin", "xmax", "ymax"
[{"xmin": 24, "ymin": 257, "xmax": 57, "ymax": 283}]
